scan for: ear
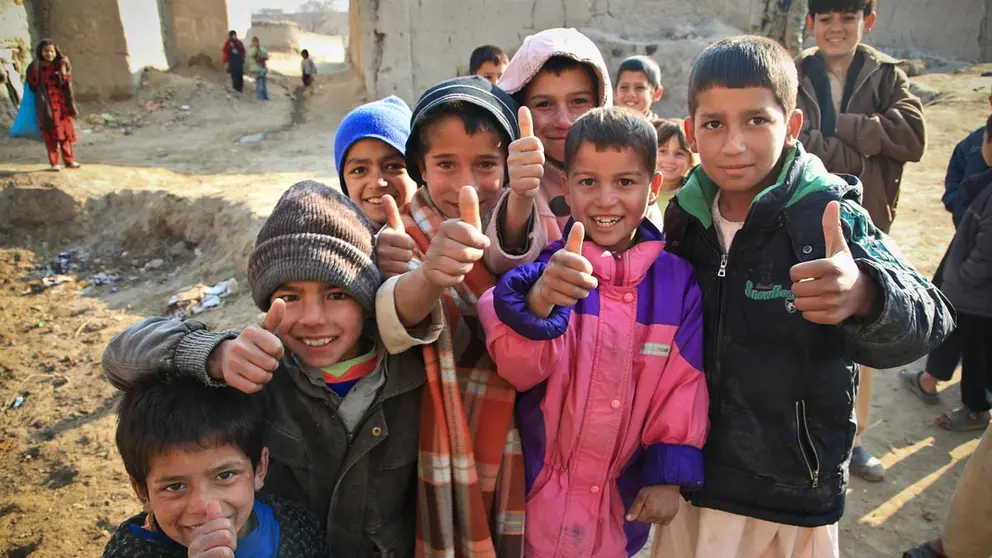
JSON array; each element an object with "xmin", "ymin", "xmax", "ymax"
[
  {"xmin": 806, "ymin": 15, "xmax": 815, "ymax": 32},
  {"xmin": 647, "ymin": 171, "xmax": 664, "ymax": 206},
  {"xmin": 254, "ymin": 447, "xmax": 270, "ymax": 491},
  {"xmin": 653, "ymin": 85, "xmax": 664, "ymax": 103},
  {"xmin": 863, "ymin": 12, "xmax": 876, "ymax": 33},
  {"xmin": 130, "ymin": 478, "xmax": 151, "ymax": 511},
  {"xmin": 783, "ymin": 108, "xmax": 804, "ymax": 148},
  {"xmin": 683, "ymin": 118, "xmax": 698, "ymax": 153}
]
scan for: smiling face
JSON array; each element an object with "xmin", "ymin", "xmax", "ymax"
[
  {"xmin": 418, "ymin": 114, "xmax": 506, "ymax": 219},
  {"xmin": 564, "ymin": 142, "xmax": 661, "ymax": 253},
  {"xmin": 342, "ymin": 138, "xmax": 417, "ymax": 226},
  {"xmin": 524, "ymin": 67, "xmax": 598, "ymax": 164},
  {"xmin": 269, "ymin": 281, "xmax": 364, "ymax": 368},
  {"xmin": 615, "ymin": 70, "xmax": 662, "ymax": 116},
  {"xmin": 807, "ymin": 10, "xmax": 875, "ymax": 63},
  {"xmin": 135, "ymin": 444, "xmax": 267, "ymax": 548},
  {"xmin": 687, "ymin": 86, "xmax": 802, "ymax": 200},
  {"xmin": 657, "ymin": 136, "xmax": 693, "ymax": 190},
  {"xmin": 40, "ymin": 44, "xmax": 56, "ymax": 63}
]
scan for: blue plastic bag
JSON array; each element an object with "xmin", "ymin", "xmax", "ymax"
[{"xmin": 10, "ymin": 82, "xmax": 42, "ymax": 140}]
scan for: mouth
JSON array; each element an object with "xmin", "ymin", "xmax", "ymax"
[
  {"xmin": 362, "ymin": 196, "xmax": 383, "ymax": 206},
  {"xmin": 659, "ymin": 165, "xmax": 679, "ymax": 174},
  {"xmin": 826, "ymin": 37, "xmax": 846, "ymax": 44},
  {"xmin": 590, "ymin": 216, "xmax": 623, "ymax": 230},
  {"xmin": 720, "ymin": 164, "xmax": 753, "ymax": 177},
  {"xmin": 300, "ymin": 336, "xmax": 338, "ymax": 348}
]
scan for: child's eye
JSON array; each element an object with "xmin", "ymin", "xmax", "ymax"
[
  {"xmin": 534, "ymin": 101, "xmax": 552, "ymax": 110},
  {"xmin": 348, "ymin": 166, "xmax": 368, "ymax": 176},
  {"xmin": 437, "ymin": 161, "xmax": 454, "ymax": 170},
  {"xmin": 478, "ymin": 161, "xmax": 498, "ymax": 170},
  {"xmin": 571, "ymin": 97, "xmax": 591, "ymax": 107},
  {"xmin": 164, "ymin": 483, "xmax": 185, "ymax": 493},
  {"xmin": 578, "ymin": 178, "xmax": 596, "ymax": 187},
  {"xmin": 217, "ymin": 471, "xmax": 237, "ymax": 482},
  {"xmin": 618, "ymin": 178, "xmax": 635, "ymax": 187},
  {"xmin": 328, "ymin": 292, "xmax": 350, "ymax": 301},
  {"xmin": 277, "ymin": 294, "xmax": 299, "ymax": 302},
  {"xmin": 385, "ymin": 162, "xmax": 406, "ymax": 172},
  {"xmin": 748, "ymin": 116, "xmax": 770, "ymax": 126},
  {"xmin": 702, "ymin": 121, "xmax": 722, "ymax": 130}
]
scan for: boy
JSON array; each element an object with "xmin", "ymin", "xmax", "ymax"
[
  {"xmin": 797, "ymin": 0, "xmax": 927, "ymax": 482},
  {"xmin": 615, "ymin": 55, "xmax": 664, "ymax": 119},
  {"xmin": 221, "ymin": 30, "xmax": 246, "ymax": 94},
  {"xmin": 470, "ymin": 44, "xmax": 509, "ymax": 84},
  {"xmin": 652, "ymin": 36, "xmax": 952, "ymax": 558},
  {"xmin": 103, "ymin": 375, "xmax": 329, "ymax": 557},
  {"xmin": 248, "ymin": 37, "xmax": 269, "ymax": 101},
  {"xmin": 103, "ymin": 181, "xmax": 442, "ymax": 558},
  {"xmin": 301, "ymin": 49, "xmax": 317, "ymax": 88}
]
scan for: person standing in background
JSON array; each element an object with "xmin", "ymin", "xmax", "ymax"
[
  {"xmin": 26, "ymin": 39, "xmax": 79, "ymax": 172},
  {"xmin": 301, "ymin": 49, "xmax": 317, "ymax": 88},
  {"xmin": 222, "ymin": 30, "xmax": 246, "ymax": 94},
  {"xmin": 248, "ymin": 36, "xmax": 269, "ymax": 101}
]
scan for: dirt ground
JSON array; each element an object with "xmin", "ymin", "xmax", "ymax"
[{"xmin": 0, "ymin": 61, "xmax": 989, "ymax": 557}]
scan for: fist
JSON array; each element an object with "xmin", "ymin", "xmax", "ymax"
[
  {"xmin": 376, "ymin": 194, "xmax": 415, "ymax": 279},
  {"xmin": 626, "ymin": 485, "xmax": 681, "ymax": 525},
  {"xmin": 506, "ymin": 106, "xmax": 544, "ymax": 200},
  {"xmin": 527, "ymin": 223, "xmax": 597, "ymax": 318},
  {"xmin": 187, "ymin": 501, "xmax": 237, "ymax": 558},
  {"xmin": 420, "ymin": 186, "xmax": 490, "ymax": 288},
  {"xmin": 209, "ymin": 299, "xmax": 285, "ymax": 393}
]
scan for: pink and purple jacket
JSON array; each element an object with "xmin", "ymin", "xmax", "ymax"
[{"xmin": 478, "ymin": 219, "xmax": 709, "ymax": 558}]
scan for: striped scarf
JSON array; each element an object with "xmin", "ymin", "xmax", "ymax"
[{"xmin": 402, "ymin": 188, "xmax": 526, "ymax": 558}]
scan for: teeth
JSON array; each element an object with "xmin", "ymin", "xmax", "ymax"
[
  {"xmin": 364, "ymin": 197, "xmax": 383, "ymax": 205},
  {"xmin": 302, "ymin": 337, "xmax": 335, "ymax": 347},
  {"xmin": 592, "ymin": 217, "xmax": 621, "ymax": 227}
]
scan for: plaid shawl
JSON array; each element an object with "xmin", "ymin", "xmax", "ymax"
[{"xmin": 402, "ymin": 188, "xmax": 526, "ymax": 558}]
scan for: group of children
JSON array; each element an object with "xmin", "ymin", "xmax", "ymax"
[{"xmin": 102, "ymin": 1, "xmax": 958, "ymax": 557}]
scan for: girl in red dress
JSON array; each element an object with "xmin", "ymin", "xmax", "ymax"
[{"xmin": 26, "ymin": 39, "xmax": 80, "ymax": 171}]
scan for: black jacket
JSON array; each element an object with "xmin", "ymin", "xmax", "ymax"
[
  {"xmin": 942, "ymin": 178, "xmax": 992, "ymax": 318},
  {"xmin": 663, "ymin": 146, "xmax": 954, "ymax": 527}
]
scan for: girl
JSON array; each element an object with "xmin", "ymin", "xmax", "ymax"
[
  {"xmin": 26, "ymin": 39, "xmax": 79, "ymax": 172},
  {"xmin": 486, "ymin": 28, "xmax": 613, "ymax": 273},
  {"xmin": 222, "ymin": 30, "xmax": 246, "ymax": 93},
  {"xmin": 646, "ymin": 118, "xmax": 696, "ymax": 228}
]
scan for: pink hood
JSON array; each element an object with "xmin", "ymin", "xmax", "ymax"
[{"xmin": 498, "ymin": 28, "xmax": 613, "ymax": 108}]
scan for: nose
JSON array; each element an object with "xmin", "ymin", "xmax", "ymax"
[
  {"xmin": 371, "ymin": 168, "xmax": 388, "ymax": 189},
  {"xmin": 553, "ymin": 108, "xmax": 572, "ymax": 128},
  {"xmin": 722, "ymin": 127, "xmax": 746, "ymax": 155},
  {"xmin": 596, "ymin": 185, "xmax": 617, "ymax": 207},
  {"xmin": 298, "ymin": 298, "xmax": 326, "ymax": 326},
  {"xmin": 185, "ymin": 486, "xmax": 211, "ymax": 518}
]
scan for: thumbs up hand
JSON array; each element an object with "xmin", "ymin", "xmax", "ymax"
[
  {"xmin": 507, "ymin": 106, "xmax": 545, "ymax": 200},
  {"xmin": 419, "ymin": 186, "xmax": 491, "ymax": 288},
  {"xmin": 527, "ymin": 222, "xmax": 598, "ymax": 318},
  {"xmin": 187, "ymin": 501, "xmax": 237, "ymax": 558},
  {"xmin": 207, "ymin": 298, "xmax": 285, "ymax": 393},
  {"xmin": 789, "ymin": 201, "xmax": 877, "ymax": 325},
  {"xmin": 375, "ymin": 194, "xmax": 416, "ymax": 278}
]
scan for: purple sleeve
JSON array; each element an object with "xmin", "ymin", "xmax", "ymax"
[
  {"xmin": 642, "ymin": 443, "xmax": 704, "ymax": 490},
  {"xmin": 492, "ymin": 261, "xmax": 571, "ymax": 341}
]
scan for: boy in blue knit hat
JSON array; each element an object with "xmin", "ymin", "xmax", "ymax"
[{"xmin": 334, "ymin": 96, "xmax": 418, "ymax": 229}]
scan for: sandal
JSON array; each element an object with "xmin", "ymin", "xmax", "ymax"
[
  {"xmin": 903, "ymin": 541, "xmax": 947, "ymax": 558},
  {"xmin": 901, "ymin": 369, "xmax": 940, "ymax": 405},
  {"xmin": 66, "ymin": 162, "xmax": 81, "ymax": 169},
  {"xmin": 936, "ymin": 407, "xmax": 991, "ymax": 432}
]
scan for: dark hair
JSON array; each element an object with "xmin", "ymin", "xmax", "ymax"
[
  {"xmin": 985, "ymin": 114, "xmax": 992, "ymax": 143},
  {"xmin": 410, "ymin": 100, "xmax": 512, "ymax": 176},
  {"xmin": 564, "ymin": 106, "xmax": 657, "ymax": 174},
  {"xmin": 653, "ymin": 118, "xmax": 691, "ymax": 153},
  {"xmin": 616, "ymin": 56, "xmax": 662, "ymax": 89},
  {"xmin": 808, "ymin": 0, "xmax": 877, "ymax": 17},
  {"xmin": 301, "ymin": 49, "xmax": 310, "ymax": 57},
  {"xmin": 517, "ymin": 55, "xmax": 601, "ymax": 105},
  {"xmin": 687, "ymin": 35, "xmax": 798, "ymax": 118},
  {"xmin": 469, "ymin": 45, "xmax": 508, "ymax": 75},
  {"xmin": 34, "ymin": 39, "xmax": 63, "ymax": 64},
  {"xmin": 116, "ymin": 375, "xmax": 270, "ymax": 487}
]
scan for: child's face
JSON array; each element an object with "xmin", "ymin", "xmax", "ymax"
[
  {"xmin": 657, "ymin": 136, "xmax": 693, "ymax": 190},
  {"xmin": 687, "ymin": 87, "xmax": 802, "ymax": 198},
  {"xmin": 134, "ymin": 444, "xmax": 267, "ymax": 548},
  {"xmin": 476, "ymin": 60, "xmax": 507, "ymax": 85},
  {"xmin": 564, "ymin": 142, "xmax": 662, "ymax": 253},
  {"xmin": 418, "ymin": 114, "xmax": 506, "ymax": 219},
  {"xmin": 40, "ymin": 45, "xmax": 56, "ymax": 62},
  {"xmin": 807, "ymin": 11, "xmax": 876, "ymax": 61},
  {"xmin": 616, "ymin": 71, "xmax": 663, "ymax": 116},
  {"xmin": 342, "ymin": 138, "xmax": 418, "ymax": 226},
  {"xmin": 524, "ymin": 67, "xmax": 598, "ymax": 163},
  {"xmin": 270, "ymin": 281, "xmax": 365, "ymax": 368},
  {"xmin": 983, "ymin": 130, "xmax": 992, "ymax": 167}
]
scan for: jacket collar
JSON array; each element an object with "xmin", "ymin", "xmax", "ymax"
[{"xmin": 560, "ymin": 218, "xmax": 664, "ymax": 287}]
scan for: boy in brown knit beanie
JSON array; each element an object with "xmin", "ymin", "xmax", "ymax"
[{"xmin": 102, "ymin": 180, "xmax": 442, "ymax": 558}]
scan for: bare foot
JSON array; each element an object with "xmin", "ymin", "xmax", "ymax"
[{"xmin": 919, "ymin": 371, "xmax": 939, "ymax": 395}]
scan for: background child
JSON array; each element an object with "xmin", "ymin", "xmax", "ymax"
[
  {"xmin": 479, "ymin": 106, "xmax": 708, "ymax": 557},
  {"xmin": 487, "ymin": 27, "xmax": 613, "ymax": 268},
  {"xmin": 103, "ymin": 375, "xmax": 328, "ymax": 557},
  {"xmin": 221, "ymin": 30, "xmax": 246, "ymax": 94},
  {"xmin": 797, "ymin": 0, "xmax": 927, "ymax": 483},
  {"xmin": 378, "ymin": 75, "xmax": 528, "ymax": 557},
  {"xmin": 646, "ymin": 117, "xmax": 695, "ymax": 228},
  {"xmin": 301, "ymin": 49, "xmax": 317, "ymax": 88},
  {"xmin": 103, "ymin": 181, "xmax": 441, "ymax": 557},
  {"xmin": 26, "ymin": 39, "xmax": 79, "ymax": 171},
  {"xmin": 615, "ymin": 55, "xmax": 664, "ymax": 119},
  {"xmin": 333, "ymin": 96, "xmax": 417, "ymax": 229},
  {"xmin": 248, "ymin": 36, "xmax": 269, "ymax": 101},
  {"xmin": 469, "ymin": 44, "xmax": 509, "ymax": 84},
  {"xmin": 652, "ymin": 36, "xmax": 952, "ymax": 558}
]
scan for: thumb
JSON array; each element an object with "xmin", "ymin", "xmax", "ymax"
[
  {"xmin": 459, "ymin": 185, "xmax": 481, "ymax": 231},
  {"xmin": 382, "ymin": 194, "xmax": 404, "ymax": 231},
  {"xmin": 822, "ymin": 200, "xmax": 848, "ymax": 257},
  {"xmin": 206, "ymin": 501, "xmax": 224, "ymax": 521},
  {"xmin": 262, "ymin": 298, "xmax": 285, "ymax": 333},
  {"xmin": 518, "ymin": 106, "xmax": 534, "ymax": 138},
  {"xmin": 565, "ymin": 222, "xmax": 585, "ymax": 254},
  {"xmin": 626, "ymin": 490, "xmax": 646, "ymax": 521}
]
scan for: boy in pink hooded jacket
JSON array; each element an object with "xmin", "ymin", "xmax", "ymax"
[
  {"xmin": 484, "ymin": 27, "xmax": 614, "ymax": 274},
  {"xmin": 479, "ymin": 107, "xmax": 709, "ymax": 557}
]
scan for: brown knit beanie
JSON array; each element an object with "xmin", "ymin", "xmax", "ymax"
[{"xmin": 248, "ymin": 180, "xmax": 380, "ymax": 313}]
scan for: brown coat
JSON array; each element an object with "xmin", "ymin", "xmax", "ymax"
[
  {"xmin": 797, "ymin": 44, "xmax": 926, "ymax": 233},
  {"xmin": 26, "ymin": 56, "xmax": 77, "ymax": 131}
]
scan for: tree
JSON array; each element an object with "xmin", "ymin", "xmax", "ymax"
[{"xmin": 298, "ymin": 0, "xmax": 348, "ymax": 33}]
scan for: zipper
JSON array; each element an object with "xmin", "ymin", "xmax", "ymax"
[
  {"xmin": 717, "ymin": 254, "xmax": 728, "ymax": 277},
  {"xmin": 795, "ymin": 401, "xmax": 821, "ymax": 488},
  {"xmin": 611, "ymin": 250, "xmax": 624, "ymax": 286}
]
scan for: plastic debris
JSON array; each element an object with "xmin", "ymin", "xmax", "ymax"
[
  {"xmin": 11, "ymin": 396, "xmax": 24, "ymax": 409},
  {"xmin": 167, "ymin": 278, "xmax": 239, "ymax": 319},
  {"xmin": 89, "ymin": 273, "xmax": 118, "ymax": 286},
  {"xmin": 144, "ymin": 258, "xmax": 165, "ymax": 270},
  {"xmin": 144, "ymin": 101, "xmax": 163, "ymax": 112},
  {"xmin": 239, "ymin": 132, "xmax": 265, "ymax": 143},
  {"xmin": 180, "ymin": 105, "xmax": 191, "ymax": 111},
  {"xmin": 42, "ymin": 274, "xmax": 74, "ymax": 288}
]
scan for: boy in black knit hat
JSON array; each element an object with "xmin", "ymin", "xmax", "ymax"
[{"xmin": 102, "ymin": 181, "xmax": 441, "ymax": 558}]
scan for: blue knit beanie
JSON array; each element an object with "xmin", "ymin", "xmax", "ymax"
[{"xmin": 333, "ymin": 96, "xmax": 413, "ymax": 195}]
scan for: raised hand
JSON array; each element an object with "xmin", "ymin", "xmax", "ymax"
[
  {"xmin": 208, "ymin": 298, "xmax": 285, "ymax": 393},
  {"xmin": 790, "ymin": 201, "xmax": 876, "ymax": 324},
  {"xmin": 187, "ymin": 501, "xmax": 237, "ymax": 558},
  {"xmin": 419, "ymin": 186, "xmax": 491, "ymax": 288},
  {"xmin": 527, "ymin": 223, "xmax": 598, "ymax": 318},
  {"xmin": 376, "ymin": 194, "xmax": 416, "ymax": 279},
  {"xmin": 507, "ymin": 106, "xmax": 545, "ymax": 200}
]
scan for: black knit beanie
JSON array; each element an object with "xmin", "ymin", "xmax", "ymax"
[
  {"xmin": 406, "ymin": 75, "xmax": 520, "ymax": 186},
  {"xmin": 247, "ymin": 181, "xmax": 380, "ymax": 313}
]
